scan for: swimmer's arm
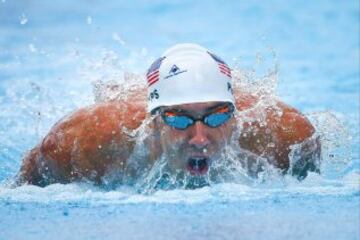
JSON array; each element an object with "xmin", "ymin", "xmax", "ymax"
[
  {"xmin": 16, "ymin": 101, "xmax": 146, "ymax": 186},
  {"xmin": 269, "ymin": 102, "xmax": 321, "ymax": 178},
  {"xmin": 238, "ymin": 100, "xmax": 321, "ymax": 179},
  {"xmin": 16, "ymin": 145, "xmax": 45, "ymax": 186}
]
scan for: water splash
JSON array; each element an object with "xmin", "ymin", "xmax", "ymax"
[
  {"xmin": 112, "ymin": 32, "xmax": 126, "ymax": 46},
  {"xmin": 86, "ymin": 16, "xmax": 92, "ymax": 25},
  {"xmin": 75, "ymin": 47, "xmax": 353, "ymax": 193},
  {"xmin": 121, "ymin": 115, "xmax": 275, "ymax": 194},
  {"xmin": 0, "ymin": 44, "xmax": 354, "ymax": 193},
  {"xmin": 19, "ymin": 13, "xmax": 28, "ymax": 25},
  {"xmin": 307, "ymin": 111, "xmax": 352, "ymax": 177},
  {"xmin": 28, "ymin": 44, "xmax": 37, "ymax": 53},
  {"xmin": 79, "ymin": 49, "xmax": 147, "ymax": 104},
  {"xmin": 0, "ymin": 80, "xmax": 69, "ymax": 181}
]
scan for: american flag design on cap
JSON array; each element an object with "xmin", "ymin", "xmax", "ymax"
[
  {"xmin": 207, "ymin": 51, "xmax": 232, "ymax": 78},
  {"xmin": 147, "ymin": 56, "xmax": 165, "ymax": 86}
]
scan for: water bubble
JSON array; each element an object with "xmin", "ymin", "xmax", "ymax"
[
  {"xmin": 19, "ymin": 14, "xmax": 28, "ymax": 25},
  {"xmin": 86, "ymin": 16, "xmax": 92, "ymax": 25},
  {"xmin": 62, "ymin": 209, "xmax": 69, "ymax": 216},
  {"xmin": 112, "ymin": 32, "xmax": 126, "ymax": 45},
  {"xmin": 141, "ymin": 48, "xmax": 148, "ymax": 56},
  {"xmin": 28, "ymin": 44, "xmax": 37, "ymax": 53},
  {"xmin": 306, "ymin": 111, "xmax": 351, "ymax": 177},
  {"xmin": 255, "ymin": 52, "xmax": 263, "ymax": 64}
]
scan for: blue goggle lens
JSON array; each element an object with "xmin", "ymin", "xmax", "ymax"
[
  {"xmin": 162, "ymin": 112, "xmax": 232, "ymax": 130},
  {"xmin": 204, "ymin": 112, "xmax": 232, "ymax": 127},
  {"xmin": 163, "ymin": 115, "xmax": 194, "ymax": 130}
]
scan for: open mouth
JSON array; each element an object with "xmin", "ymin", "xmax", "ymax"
[{"xmin": 186, "ymin": 157, "xmax": 209, "ymax": 176}]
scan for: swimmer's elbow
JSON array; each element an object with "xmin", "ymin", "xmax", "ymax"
[
  {"xmin": 17, "ymin": 147, "xmax": 38, "ymax": 185},
  {"xmin": 290, "ymin": 135, "xmax": 321, "ymax": 180},
  {"xmin": 16, "ymin": 146, "xmax": 47, "ymax": 187},
  {"xmin": 278, "ymin": 106, "xmax": 321, "ymax": 179}
]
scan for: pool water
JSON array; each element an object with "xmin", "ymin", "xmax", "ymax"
[{"xmin": 0, "ymin": 1, "xmax": 359, "ymax": 239}]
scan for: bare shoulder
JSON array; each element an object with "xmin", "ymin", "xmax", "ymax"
[
  {"xmin": 18, "ymin": 99, "xmax": 147, "ymax": 185},
  {"xmin": 51, "ymin": 100, "xmax": 147, "ymax": 135},
  {"xmin": 235, "ymin": 91, "xmax": 318, "ymax": 173},
  {"xmin": 235, "ymin": 91, "xmax": 315, "ymax": 144},
  {"xmin": 269, "ymin": 101, "xmax": 315, "ymax": 144}
]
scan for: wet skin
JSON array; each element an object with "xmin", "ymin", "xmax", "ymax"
[
  {"xmin": 151, "ymin": 102, "xmax": 237, "ymax": 177},
  {"xmin": 16, "ymin": 89, "xmax": 320, "ymax": 186}
]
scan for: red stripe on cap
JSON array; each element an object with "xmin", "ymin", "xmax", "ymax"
[
  {"xmin": 219, "ymin": 68, "xmax": 231, "ymax": 75},
  {"xmin": 218, "ymin": 63, "xmax": 230, "ymax": 69},
  {"xmin": 148, "ymin": 78, "xmax": 159, "ymax": 86},
  {"xmin": 147, "ymin": 72, "xmax": 159, "ymax": 83},
  {"xmin": 219, "ymin": 66, "xmax": 230, "ymax": 73},
  {"xmin": 147, "ymin": 70, "xmax": 159, "ymax": 79},
  {"xmin": 219, "ymin": 63, "xmax": 230, "ymax": 70},
  {"xmin": 220, "ymin": 70, "xmax": 231, "ymax": 78}
]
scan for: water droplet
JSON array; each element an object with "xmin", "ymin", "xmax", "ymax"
[
  {"xmin": 86, "ymin": 16, "xmax": 92, "ymax": 25},
  {"xmin": 141, "ymin": 47, "xmax": 148, "ymax": 56},
  {"xmin": 19, "ymin": 14, "xmax": 28, "ymax": 25},
  {"xmin": 112, "ymin": 32, "xmax": 126, "ymax": 45},
  {"xmin": 28, "ymin": 44, "xmax": 37, "ymax": 53}
]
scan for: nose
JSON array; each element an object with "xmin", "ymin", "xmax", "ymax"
[{"xmin": 188, "ymin": 121, "xmax": 210, "ymax": 149}]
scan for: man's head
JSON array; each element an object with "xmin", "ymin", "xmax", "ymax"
[{"xmin": 146, "ymin": 43, "xmax": 236, "ymax": 177}]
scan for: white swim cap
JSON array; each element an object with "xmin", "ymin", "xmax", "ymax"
[{"xmin": 146, "ymin": 43, "xmax": 234, "ymax": 113}]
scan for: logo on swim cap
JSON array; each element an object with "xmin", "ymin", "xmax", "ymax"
[
  {"xmin": 170, "ymin": 65, "xmax": 180, "ymax": 74},
  {"xmin": 164, "ymin": 64, "xmax": 187, "ymax": 79}
]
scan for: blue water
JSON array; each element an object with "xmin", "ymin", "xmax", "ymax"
[{"xmin": 0, "ymin": 1, "xmax": 359, "ymax": 240}]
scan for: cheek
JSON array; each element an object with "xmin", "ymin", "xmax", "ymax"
[
  {"xmin": 224, "ymin": 118, "xmax": 237, "ymax": 137},
  {"xmin": 212, "ymin": 120, "xmax": 237, "ymax": 145},
  {"xmin": 158, "ymin": 128, "xmax": 189, "ymax": 170},
  {"xmin": 159, "ymin": 127, "xmax": 188, "ymax": 151}
]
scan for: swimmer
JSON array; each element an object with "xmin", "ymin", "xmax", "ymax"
[{"xmin": 16, "ymin": 43, "xmax": 320, "ymax": 187}]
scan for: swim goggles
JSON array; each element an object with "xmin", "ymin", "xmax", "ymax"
[{"xmin": 159, "ymin": 103, "xmax": 235, "ymax": 130}]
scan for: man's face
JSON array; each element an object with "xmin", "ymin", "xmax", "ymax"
[{"xmin": 153, "ymin": 101, "xmax": 237, "ymax": 176}]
